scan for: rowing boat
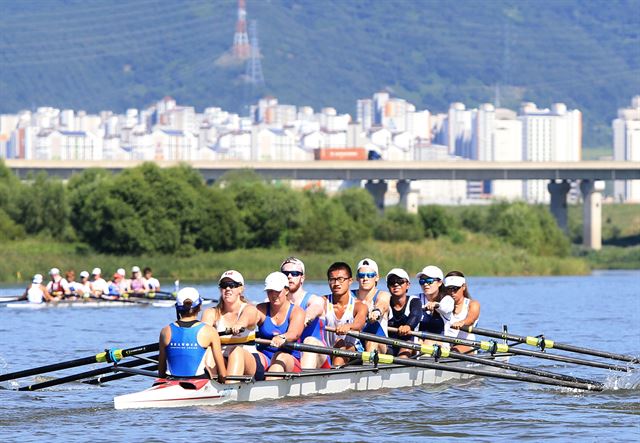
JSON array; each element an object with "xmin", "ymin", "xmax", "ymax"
[
  {"xmin": 113, "ymin": 354, "xmax": 510, "ymax": 409},
  {"xmin": 4, "ymin": 299, "xmax": 213, "ymax": 309}
]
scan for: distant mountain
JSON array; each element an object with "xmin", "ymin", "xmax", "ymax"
[{"xmin": 0, "ymin": 0, "xmax": 638, "ymax": 147}]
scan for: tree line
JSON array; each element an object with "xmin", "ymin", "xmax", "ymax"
[{"xmin": 0, "ymin": 161, "xmax": 570, "ymax": 257}]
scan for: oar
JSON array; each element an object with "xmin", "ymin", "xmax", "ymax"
[
  {"xmin": 0, "ymin": 296, "xmax": 22, "ymax": 303},
  {"xmin": 460, "ymin": 325, "xmax": 640, "ymax": 364},
  {"xmin": 339, "ymin": 328, "xmax": 602, "ymax": 387},
  {"xmin": 83, "ymin": 364, "xmax": 158, "ymax": 385},
  {"xmin": 16, "ymin": 355, "xmax": 159, "ymax": 391},
  {"xmin": 254, "ymin": 338, "xmax": 602, "ymax": 391},
  {"xmin": 0, "ymin": 343, "xmax": 158, "ymax": 382},
  {"xmin": 390, "ymin": 327, "xmax": 631, "ymax": 372}
]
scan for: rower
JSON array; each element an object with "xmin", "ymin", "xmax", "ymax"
[
  {"xmin": 158, "ymin": 287, "xmax": 227, "ymax": 382},
  {"xmin": 353, "ymin": 257, "xmax": 390, "ymax": 353},
  {"xmin": 65, "ymin": 270, "xmax": 83, "ymax": 299},
  {"xmin": 256, "ymin": 272, "xmax": 305, "ymax": 379},
  {"xmin": 143, "ymin": 267, "xmax": 160, "ymax": 291},
  {"xmin": 323, "ymin": 262, "xmax": 367, "ymax": 366},
  {"xmin": 415, "ymin": 265, "xmax": 453, "ymax": 347},
  {"xmin": 442, "ymin": 271, "xmax": 480, "ymax": 353},
  {"xmin": 201, "ymin": 270, "xmax": 264, "ymax": 382},
  {"xmin": 89, "ymin": 268, "xmax": 109, "ymax": 298},
  {"xmin": 129, "ymin": 266, "xmax": 146, "ymax": 294},
  {"xmin": 104, "ymin": 272, "xmax": 125, "ymax": 300},
  {"xmin": 78, "ymin": 271, "xmax": 91, "ymax": 298},
  {"xmin": 46, "ymin": 268, "xmax": 71, "ymax": 299},
  {"xmin": 19, "ymin": 274, "xmax": 53, "ymax": 303},
  {"xmin": 386, "ymin": 268, "xmax": 422, "ymax": 357},
  {"xmin": 281, "ymin": 257, "xmax": 329, "ymax": 369}
]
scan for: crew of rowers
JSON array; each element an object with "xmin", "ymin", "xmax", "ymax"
[
  {"xmin": 159, "ymin": 257, "xmax": 481, "ymax": 384},
  {"xmin": 19, "ymin": 266, "xmax": 162, "ymax": 303}
]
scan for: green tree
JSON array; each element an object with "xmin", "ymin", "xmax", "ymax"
[
  {"xmin": 374, "ymin": 206, "xmax": 424, "ymax": 241},
  {"xmin": 418, "ymin": 205, "xmax": 457, "ymax": 238},
  {"xmin": 15, "ymin": 172, "xmax": 69, "ymax": 237},
  {"xmin": 196, "ymin": 187, "xmax": 245, "ymax": 252},
  {"xmin": 336, "ymin": 187, "xmax": 379, "ymax": 239}
]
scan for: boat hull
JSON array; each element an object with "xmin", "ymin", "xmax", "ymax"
[{"xmin": 114, "ymin": 356, "xmax": 509, "ymax": 410}]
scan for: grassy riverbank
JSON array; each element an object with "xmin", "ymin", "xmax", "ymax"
[{"xmin": 0, "ymin": 233, "xmax": 590, "ymax": 284}]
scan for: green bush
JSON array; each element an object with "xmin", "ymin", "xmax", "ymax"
[
  {"xmin": 336, "ymin": 187, "xmax": 379, "ymax": 239},
  {"xmin": 418, "ymin": 205, "xmax": 457, "ymax": 238},
  {"xmin": 374, "ymin": 206, "xmax": 424, "ymax": 242},
  {"xmin": 15, "ymin": 172, "xmax": 69, "ymax": 237}
]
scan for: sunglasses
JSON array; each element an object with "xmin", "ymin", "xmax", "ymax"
[
  {"xmin": 419, "ymin": 277, "xmax": 440, "ymax": 285},
  {"xmin": 357, "ymin": 272, "xmax": 377, "ymax": 279},
  {"xmin": 387, "ymin": 279, "xmax": 407, "ymax": 287},
  {"xmin": 445, "ymin": 285, "xmax": 461, "ymax": 293},
  {"xmin": 219, "ymin": 281, "xmax": 243, "ymax": 289},
  {"xmin": 282, "ymin": 270, "xmax": 303, "ymax": 277}
]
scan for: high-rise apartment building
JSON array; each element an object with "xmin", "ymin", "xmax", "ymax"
[{"xmin": 612, "ymin": 96, "xmax": 640, "ymax": 202}]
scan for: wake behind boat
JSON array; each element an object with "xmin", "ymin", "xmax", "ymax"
[{"xmin": 4, "ymin": 297, "xmax": 214, "ymax": 309}]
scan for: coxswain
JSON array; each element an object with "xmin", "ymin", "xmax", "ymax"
[
  {"xmin": 353, "ymin": 258, "xmax": 391, "ymax": 353},
  {"xmin": 280, "ymin": 257, "xmax": 329, "ymax": 369},
  {"xmin": 256, "ymin": 272, "xmax": 305, "ymax": 379},
  {"xmin": 19, "ymin": 274, "xmax": 53, "ymax": 304},
  {"xmin": 158, "ymin": 287, "xmax": 227, "ymax": 381},
  {"xmin": 46, "ymin": 268, "xmax": 71, "ymax": 299},
  {"xmin": 442, "ymin": 271, "xmax": 480, "ymax": 353},
  {"xmin": 386, "ymin": 268, "xmax": 422, "ymax": 357},
  {"xmin": 323, "ymin": 262, "xmax": 367, "ymax": 366},
  {"xmin": 201, "ymin": 270, "xmax": 264, "ymax": 382}
]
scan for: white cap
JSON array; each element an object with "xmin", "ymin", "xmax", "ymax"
[
  {"xmin": 49, "ymin": 267, "xmax": 60, "ymax": 276},
  {"xmin": 444, "ymin": 275, "xmax": 466, "ymax": 287},
  {"xmin": 91, "ymin": 267, "xmax": 101, "ymax": 276},
  {"xmin": 175, "ymin": 287, "xmax": 202, "ymax": 310},
  {"xmin": 416, "ymin": 265, "xmax": 444, "ymax": 281},
  {"xmin": 356, "ymin": 258, "xmax": 378, "ymax": 275},
  {"xmin": 131, "ymin": 266, "xmax": 141, "ymax": 273},
  {"xmin": 264, "ymin": 272, "xmax": 289, "ymax": 291},
  {"xmin": 80, "ymin": 271, "xmax": 90, "ymax": 278},
  {"xmin": 116, "ymin": 268, "xmax": 126, "ymax": 277},
  {"xmin": 219, "ymin": 270, "xmax": 244, "ymax": 285},
  {"xmin": 386, "ymin": 268, "xmax": 410, "ymax": 282},
  {"xmin": 280, "ymin": 257, "xmax": 305, "ymax": 274},
  {"xmin": 32, "ymin": 274, "xmax": 43, "ymax": 284}
]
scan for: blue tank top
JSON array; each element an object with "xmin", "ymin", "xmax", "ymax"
[
  {"xmin": 416, "ymin": 293, "xmax": 445, "ymax": 334},
  {"xmin": 166, "ymin": 323, "xmax": 207, "ymax": 377},
  {"xmin": 299, "ymin": 293, "xmax": 326, "ymax": 344},
  {"xmin": 257, "ymin": 303, "xmax": 301, "ymax": 360}
]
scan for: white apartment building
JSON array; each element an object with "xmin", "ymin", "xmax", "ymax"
[
  {"xmin": 612, "ymin": 96, "xmax": 640, "ymax": 202},
  {"xmin": 446, "ymin": 103, "xmax": 474, "ymax": 159},
  {"xmin": 519, "ymin": 102, "xmax": 582, "ymax": 203}
]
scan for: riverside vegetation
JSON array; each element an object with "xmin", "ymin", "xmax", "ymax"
[{"xmin": 0, "ymin": 160, "xmax": 637, "ymax": 282}]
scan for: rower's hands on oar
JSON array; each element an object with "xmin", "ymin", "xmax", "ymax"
[
  {"xmin": 450, "ymin": 321, "xmax": 464, "ymax": 329},
  {"xmin": 368, "ymin": 308, "xmax": 382, "ymax": 322},
  {"xmin": 397, "ymin": 325, "xmax": 412, "ymax": 335},
  {"xmin": 230, "ymin": 325, "xmax": 245, "ymax": 335},
  {"xmin": 335, "ymin": 324, "xmax": 352, "ymax": 335},
  {"xmin": 270, "ymin": 333, "xmax": 287, "ymax": 348},
  {"xmin": 424, "ymin": 301, "xmax": 438, "ymax": 312}
]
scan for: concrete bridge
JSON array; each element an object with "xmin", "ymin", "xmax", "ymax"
[{"xmin": 5, "ymin": 159, "xmax": 640, "ymax": 250}]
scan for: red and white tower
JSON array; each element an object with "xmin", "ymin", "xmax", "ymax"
[{"xmin": 232, "ymin": 0, "xmax": 250, "ymax": 60}]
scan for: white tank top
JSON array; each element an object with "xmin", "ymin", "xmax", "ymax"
[
  {"xmin": 27, "ymin": 286, "xmax": 45, "ymax": 304},
  {"xmin": 215, "ymin": 303, "xmax": 257, "ymax": 356},
  {"xmin": 323, "ymin": 294, "xmax": 359, "ymax": 348},
  {"xmin": 444, "ymin": 298, "xmax": 477, "ymax": 341}
]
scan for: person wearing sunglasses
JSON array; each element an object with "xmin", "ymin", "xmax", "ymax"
[
  {"xmin": 324, "ymin": 262, "xmax": 368, "ymax": 366},
  {"xmin": 256, "ymin": 271, "xmax": 305, "ymax": 379},
  {"xmin": 386, "ymin": 268, "xmax": 423, "ymax": 357},
  {"xmin": 280, "ymin": 257, "xmax": 329, "ymax": 370},
  {"xmin": 202, "ymin": 270, "xmax": 264, "ymax": 382},
  {"xmin": 415, "ymin": 265, "xmax": 454, "ymax": 342},
  {"xmin": 353, "ymin": 258, "xmax": 391, "ymax": 353},
  {"xmin": 443, "ymin": 271, "xmax": 480, "ymax": 353}
]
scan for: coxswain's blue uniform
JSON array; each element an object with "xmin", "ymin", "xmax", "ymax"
[{"xmin": 166, "ymin": 320, "xmax": 207, "ymax": 377}]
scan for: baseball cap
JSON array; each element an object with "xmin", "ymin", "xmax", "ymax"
[
  {"xmin": 386, "ymin": 268, "xmax": 410, "ymax": 282},
  {"xmin": 356, "ymin": 258, "xmax": 378, "ymax": 274},
  {"xmin": 218, "ymin": 270, "xmax": 244, "ymax": 285},
  {"xmin": 32, "ymin": 274, "xmax": 43, "ymax": 284},
  {"xmin": 264, "ymin": 272, "xmax": 289, "ymax": 291},
  {"xmin": 80, "ymin": 271, "xmax": 90, "ymax": 278},
  {"xmin": 131, "ymin": 266, "xmax": 141, "ymax": 273},
  {"xmin": 116, "ymin": 268, "xmax": 126, "ymax": 277},
  {"xmin": 49, "ymin": 267, "xmax": 60, "ymax": 276},
  {"xmin": 280, "ymin": 257, "xmax": 305, "ymax": 274},
  {"xmin": 416, "ymin": 265, "xmax": 444, "ymax": 281},
  {"xmin": 175, "ymin": 287, "xmax": 202, "ymax": 310},
  {"xmin": 444, "ymin": 275, "xmax": 466, "ymax": 287},
  {"xmin": 91, "ymin": 267, "xmax": 101, "ymax": 276}
]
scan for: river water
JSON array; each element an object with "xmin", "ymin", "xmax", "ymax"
[{"xmin": 0, "ymin": 271, "xmax": 638, "ymax": 442}]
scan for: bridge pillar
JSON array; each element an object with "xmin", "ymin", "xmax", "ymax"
[
  {"xmin": 365, "ymin": 180, "xmax": 388, "ymax": 211},
  {"xmin": 547, "ymin": 180, "xmax": 571, "ymax": 233},
  {"xmin": 580, "ymin": 180, "xmax": 605, "ymax": 250},
  {"xmin": 396, "ymin": 180, "xmax": 418, "ymax": 214}
]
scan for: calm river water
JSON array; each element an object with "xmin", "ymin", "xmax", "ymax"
[{"xmin": 0, "ymin": 271, "xmax": 639, "ymax": 442}]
